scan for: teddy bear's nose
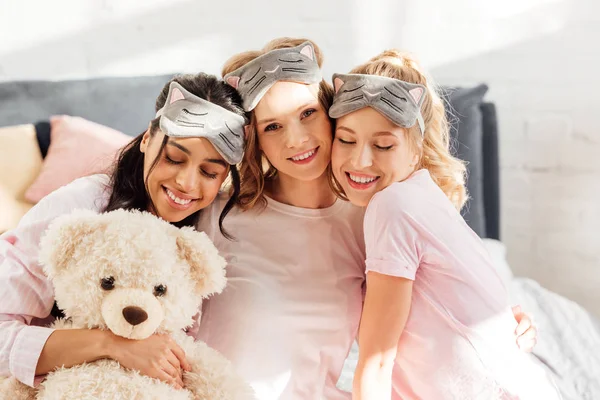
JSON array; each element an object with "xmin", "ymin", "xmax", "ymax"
[{"xmin": 122, "ymin": 306, "xmax": 148, "ymax": 326}]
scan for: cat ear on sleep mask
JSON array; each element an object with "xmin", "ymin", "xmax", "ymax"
[
  {"xmin": 329, "ymin": 73, "xmax": 427, "ymax": 134},
  {"xmin": 156, "ymin": 81, "xmax": 247, "ymax": 164},
  {"xmin": 223, "ymin": 41, "xmax": 323, "ymax": 111}
]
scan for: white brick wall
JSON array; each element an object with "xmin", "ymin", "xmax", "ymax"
[
  {"xmin": 1, "ymin": 0, "xmax": 598, "ymax": 314},
  {"xmin": 431, "ymin": 0, "xmax": 600, "ymax": 315}
]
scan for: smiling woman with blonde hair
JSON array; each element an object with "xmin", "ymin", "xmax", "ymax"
[
  {"xmin": 328, "ymin": 49, "xmax": 559, "ymax": 399},
  {"xmin": 187, "ymin": 38, "xmax": 539, "ymax": 399}
]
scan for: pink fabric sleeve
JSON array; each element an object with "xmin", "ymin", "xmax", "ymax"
[
  {"xmin": 0, "ymin": 175, "xmax": 109, "ymax": 387},
  {"xmin": 363, "ymin": 188, "xmax": 422, "ymax": 281}
]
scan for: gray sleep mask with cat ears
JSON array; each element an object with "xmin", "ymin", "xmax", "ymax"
[
  {"xmin": 328, "ymin": 73, "xmax": 427, "ymax": 134},
  {"xmin": 223, "ymin": 41, "xmax": 322, "ymax": 111},
  {"xmin": 156, "ymin": 81, "xmax": 247, "ymax": 164}
]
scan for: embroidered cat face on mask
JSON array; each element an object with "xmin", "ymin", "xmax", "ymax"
[
  {"xmin": 223, "ymin": 41, "xmax": 323, "ymax": 111},
  {"xmin": 156, "ymin": 81, "xmax": 247, "ymax": 164},
  {"xmin": 328, "ymin": 73, "xmax": 427, "ymax": 134}
]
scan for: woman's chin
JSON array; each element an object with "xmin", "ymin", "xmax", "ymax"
[
  {"xmin": 154, "ymin": 203, "xmax": 197, "ymax": 223},
  {"xmin": 286, "ymin": 163, "xmax": 330, "ymax": 183}
]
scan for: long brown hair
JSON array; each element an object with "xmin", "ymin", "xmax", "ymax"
[{"xmin": 221, "ymin": 37, "xmax": 335, "ymax": 211}]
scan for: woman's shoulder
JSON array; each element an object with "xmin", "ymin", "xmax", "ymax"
[
  {"xmin": 205, "ymin": 191, "xmax": 234, "ymax": 217},
  {"xmin": 50, "ymin": 173, "xmax": 110, "ymax": 195},
  {"xmin": 195, "ymin": 190, "xmax": 235, "ymax": 235},
  {"xmin": 19, "ymin": 174, "xmax": 111, "ymax": 227},
  {"xmin": 371, "ymin": 170, "xmax": 438, "ymax": 210},
  {"xmin": 46, "ymin": 173, "xmax": 111, "ymax": 207},
  {"xmin": 365, "ymin": 172, "xmax": 433, "ymax": 230}
]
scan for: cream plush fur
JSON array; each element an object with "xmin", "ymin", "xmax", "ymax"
[{"xmin": 0, "ymin": 209, "xmax": 255, "ymax": 400}]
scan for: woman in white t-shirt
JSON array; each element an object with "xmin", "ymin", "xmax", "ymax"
[{"xmin": 192, "ymin": 37, "xmax": 538, "ymax": 399}]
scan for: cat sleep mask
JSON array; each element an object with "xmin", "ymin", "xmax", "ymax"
[
  {"xmin": 155, "ymin": 81, "xmax": 247, "ymax": 164},
  {"xmin": 328, "ymin": 73, "xmax": 427, "ymax": 134},
  {"xmin": 223, "ymin": 41, "xmax": 322, "ymax": 111}
]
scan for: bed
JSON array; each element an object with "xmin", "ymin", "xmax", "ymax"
[{"xmin": 1, "ymin": 77, "xmax": 599, "ymax": 398}]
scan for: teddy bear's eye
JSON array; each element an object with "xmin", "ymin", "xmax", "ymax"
[
  {"xmin": 100, "ymin": 277, "xmax": 115, "ymax": 290},
  {"xmin": 153, "ymin": 284, "xmax": 167, "ymax": 297}
]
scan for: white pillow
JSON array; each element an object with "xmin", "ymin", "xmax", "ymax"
[
  {"xmin": 481, "ymin": 238, "xmax": 514, "ymax": 286},
  {"xmin": 0, "ymin": 186, "xmax": 33, "ymax": 234},
  {"xmin": 0, "ymin": 124, "xmax": 42, "ymax": 198},
  {"xmin": 0, "ymin": 124, "xmax": 42, "ymax": 233}
]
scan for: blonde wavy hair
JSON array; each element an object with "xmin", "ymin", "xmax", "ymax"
[
  {"xmin": 221, "ymin": 37, "xmax": 335, "ymax": 211},
  {"xmin": 332, "ymin": 50, "xmax": 468, "ymax": 210}
]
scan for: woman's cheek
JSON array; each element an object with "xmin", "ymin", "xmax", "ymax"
[{"xmin": 330, "ymin": 143, "xmax": 344, "ymax": 171}]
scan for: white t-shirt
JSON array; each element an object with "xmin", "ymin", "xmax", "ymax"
[{"xmin": 195, "ymin": 193, "xmax": 366, "ymax": 400}]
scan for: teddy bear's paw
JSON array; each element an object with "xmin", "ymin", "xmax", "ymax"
[
  {"xmin": 184, "ymin": 370, "xmax": 256, "ymax": 400},
  {"xmin": 37, "ymin": 361, "xmax": 193, "ymax": 400},
  {"xmin": 0, "ymin": 377, "xmax": 37, "ymax": 400},
  {"xmin": 180, "ymin": 340, "xmax": 256, "ymax": 400}
]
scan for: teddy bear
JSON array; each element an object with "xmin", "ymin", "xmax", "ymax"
[{"xmin": 0, "ymin": 209, "xmax": 255, "ymax": 400}]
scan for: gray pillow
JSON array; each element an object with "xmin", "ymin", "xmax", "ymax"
[
  {"xmin": 444, "ymin": 84, "xmax": 489, "ymax": 238},
  {"xmin": 0, "ymin": 74, "xmax": 174, "ymax": 136}
]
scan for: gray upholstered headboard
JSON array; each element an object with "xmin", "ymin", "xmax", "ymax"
[
  {"xmin": 445, "ymin": 84, "xmax": 501, "ymax": 240},
  {"xmin": 479, "ymin": 102, "xmax": 500, "ymax": 241},
  {"xmin": 0, "ymin": 74, "xmax": 174, "ymax": 136}
]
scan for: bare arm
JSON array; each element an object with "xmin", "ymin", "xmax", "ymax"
[
  {"xmin": 1, "ymin": 177, "xmax": 189, "ymax": 388},
  {"xmin": 36, "ymin": 329, "xmax": 191, "ymax": 388},
  {"xmin": 0, "ymin": 176, "xmax": 108, "ymax": 385},
  {"xmin": 35, "ymin": 329, "xmax": 112, "ymax": 375},
  {"xmin": 353, "ymin": 272, "xmax": 413, "ymax": 400}
]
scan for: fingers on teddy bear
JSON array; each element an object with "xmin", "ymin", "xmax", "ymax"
[{"xmin": 1, "ymin": 209, "xmax": 255, "ymax": 400}]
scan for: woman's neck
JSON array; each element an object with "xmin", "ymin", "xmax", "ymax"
[{"xmin": 266, "ymin": 171, "xmax": 337, "ymax": 209}]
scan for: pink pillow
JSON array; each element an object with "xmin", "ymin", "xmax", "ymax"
[{"xmin": 24, "ymin": 115, "xmax": 132, "ymax": 203}]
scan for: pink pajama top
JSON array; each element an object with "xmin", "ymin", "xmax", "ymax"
[{"xmin": 364, "ymin": 170, "xmax": 560, "ymax": 399}]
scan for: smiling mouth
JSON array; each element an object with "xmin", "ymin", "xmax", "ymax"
[
  {"xmin": 345, "ymin": 172, "xmax": 380, "ymax": 190},
  {"xmin": 162, "ymin": 186, "xmax": 198, "ymax": 210},
  {"xmin": 288, "ymin": 147, "xmax": 319, "ymax": 164}
]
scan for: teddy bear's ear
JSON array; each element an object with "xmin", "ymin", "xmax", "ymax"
[
  {"xmin": 39, "ymin": 209, "xmax": 105, "ymax": 278},
  {"xmin": 175, "ymin": 227, "xmax": 227, "ymax": 298}
]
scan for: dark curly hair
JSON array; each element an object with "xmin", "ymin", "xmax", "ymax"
[{"xmin": 103, "ymin": 73, "xmax": 246, "ymax": 238}]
